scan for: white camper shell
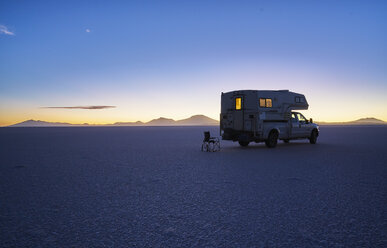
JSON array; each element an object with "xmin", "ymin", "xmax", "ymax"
[{"xmin": 220, "ymin": 90, "xmax": 319, "ymax": 148}]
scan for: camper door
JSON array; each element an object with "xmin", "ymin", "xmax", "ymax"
[{"xmin": 233, "ymin": 95, "xmax": 244, "ymax": 131}]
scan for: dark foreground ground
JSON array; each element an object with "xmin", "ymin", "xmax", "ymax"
[{"xmin": 0, "ymin": 126, "xmax": 386, "ymax": 247}]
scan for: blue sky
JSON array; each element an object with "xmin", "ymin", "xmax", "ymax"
[{"xmin": 1, "ymin": 0, "xmax": 386, "ymax": 125}]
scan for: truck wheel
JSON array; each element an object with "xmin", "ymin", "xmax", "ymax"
[
  {"xmin": 265, "ymin": 130, "xmax": 278, "ymax": 148},
  {"xmin": 238, "ymin": 141, "xmax": 249, "ymax": 147},
  {"xmin": 309, "ymin": 130, "xmax": 318, "ymax": 144}
]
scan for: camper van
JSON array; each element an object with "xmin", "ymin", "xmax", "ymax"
[{"xmin": 220, "ymin": 90, "xmax": 319, "ymax": 148}]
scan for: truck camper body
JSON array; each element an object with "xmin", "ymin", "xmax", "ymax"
[{"xmin": 220, "ymin": 90, "xmax": 319, "ymax": 147}]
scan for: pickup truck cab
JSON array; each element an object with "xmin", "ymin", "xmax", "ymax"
[{"xmin": 286, "ymin": 111, "xmax": 319, "ymax": 143}]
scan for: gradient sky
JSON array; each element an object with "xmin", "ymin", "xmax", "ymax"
[{"xmin": 1, "ymin": 0, "xmax": 386, "ymax": 126}]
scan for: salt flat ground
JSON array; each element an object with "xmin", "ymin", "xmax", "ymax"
[{"xmin": 0, "ymin": 126, "xmax": 386, "ymax": 247}]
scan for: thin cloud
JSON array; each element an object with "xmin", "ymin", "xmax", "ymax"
[
  {"xmin": 42, "ymin": 106, "xmax": 116, "ymax": 110},
  {"xmin": 85, "ymin": 29, "xmax": 91, "ymax": 33},
  {"xmin": 0, "ymin": 25, "xmax": 14, "ymax": 35}
]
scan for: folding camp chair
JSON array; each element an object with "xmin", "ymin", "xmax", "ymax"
[{"xmin": 201, "ymin": 131, "xmax": 220, "ymax": 152}]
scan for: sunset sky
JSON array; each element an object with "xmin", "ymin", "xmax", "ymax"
[{"xmin": 1, "ymin": 0, "xmax": 386, "ymax": 126}]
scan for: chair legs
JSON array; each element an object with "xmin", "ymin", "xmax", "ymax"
[
  {"xmin": 201, "ymin": 143, "xmax": 207, "ymax": 152},
  {"xmin": 213, "ymin": 141, "xmax": 220, "ymax": 152},
  {"xmin": 201, "ymin": 131, "xmax": 220, "ymax": 152},
  {"xmin": 201, "ymin": 141, "xmax": 220, "ymax": 152}
]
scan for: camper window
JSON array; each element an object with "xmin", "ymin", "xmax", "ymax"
[
  {"xmin": 266, "ymin": 99, "xmax": 272, "ymax": 107},
  {"xmin": 235, "ymin": 97, "xmax": 242, "ymax": 110},
  {"xmin": 295, "ymin": 97, "xmax": 305, "ymax": 103},
  {"xmin": 259, "ymin": 98, "xmax": 272, "ymax": 108},
  {"xmin": 259, "ymin": 98, "xmax": 266, "ymax": 107}
]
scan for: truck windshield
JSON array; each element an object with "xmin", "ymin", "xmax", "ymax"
[{"xmin": 297, "ymin": 113, "xmax": 306, "ymax": 122}]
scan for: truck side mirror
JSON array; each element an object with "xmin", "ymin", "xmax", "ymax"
[{"xmin": 310, "ymin": 118, "xmax": 313, "ymax": 123}]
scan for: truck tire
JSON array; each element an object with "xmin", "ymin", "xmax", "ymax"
[
  {"xmin": 238, "ymin": 141, "xmax": 249, "ymax": 147},
  {"xmin": 309, "ymin": 129, "xmax": 318, "ymax": 144},
  {"xmin": 265, "ymin": 130, "xmax": 278, "ymax": 148}
]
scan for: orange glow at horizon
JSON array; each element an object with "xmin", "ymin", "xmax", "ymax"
[
  {"xmin": 1, "ymin": 96, "xmax": 386, "ymax": 127},
  {"xmin": 1, "ymin": 62, "xmax": 386, "ymax": 126}
]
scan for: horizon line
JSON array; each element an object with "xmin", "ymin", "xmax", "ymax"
[{"xmin": 2, "ymin": 115, "xmax": 386, "ymax": 127}]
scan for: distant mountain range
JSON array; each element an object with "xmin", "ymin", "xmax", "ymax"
[
  {"xmin": 6, "ymin": 116, "xmax": 386, "ymax": 127},
  {"xmin": 316, "ymin": 117, "xmax": 386, "ymax": 125},
  {"xmin": 8, "ymin": 115, "xmax": 219, "ymax": 127}
]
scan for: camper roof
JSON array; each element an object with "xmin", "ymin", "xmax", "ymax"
[{"xmin": 221, "ymin": 89, "xmax": 309, "ymax": 111}]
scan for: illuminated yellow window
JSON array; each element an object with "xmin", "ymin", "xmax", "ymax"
[
  {"xmin": 259, "ymin": 98, "xmax": 272, "ymax": 108},
  {"xmin": 259, "ymin": 98, "xmax": 266, "ymax": 107},
  {"xmin": 266, "ymin": 99, "xmax": 272, "ymax": 107},
  {"xmin": 235, "ymin": 97, "xmax": 242, "ymax": 110}
]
